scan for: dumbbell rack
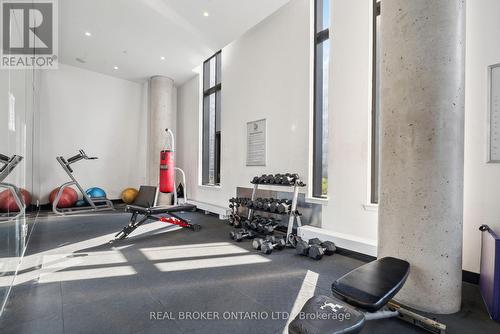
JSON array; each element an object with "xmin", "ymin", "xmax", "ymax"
[{"xmin": 246, "ymin": 177, "xmax": 304, "ymax": 246}]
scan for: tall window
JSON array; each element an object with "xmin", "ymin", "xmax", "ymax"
[
  {"xmin": 371, "ymin": 1, "xmax": 381, "ymax": 203},
  {"xmin": 202, "ymin": 51, "xmax": 221, "ymax": 186},
  {"xmin": 313, "ymin": 0, "xmax": 330, "ymax": 198}
]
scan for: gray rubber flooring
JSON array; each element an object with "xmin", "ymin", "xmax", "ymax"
[{"xmin": 0, "ymin": 211, "xmax": 499, "ymax": 334}]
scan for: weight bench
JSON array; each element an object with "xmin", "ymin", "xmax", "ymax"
[
  {"xmin": 289, "ymin": 257, "xmax": 446, "ymax": 334},
  {"xmin": 114, "ymin": 185, "xmax": 200, "ymax": 240}
]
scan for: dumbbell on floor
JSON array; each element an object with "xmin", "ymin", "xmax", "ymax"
[
  {"xmin": 252, "ymin": 235, "xmax": 277, "ymax": 250},
  {"xmin": 230, "ymin": 229, "xmax": 256, "ymax": 242},
  {"xmin": 261, "ymin": 236, "xmax": 286, "ymax": 254},
  {"xmin": 296, "ymin": 238, "xmax": 336, "ymax": 260}
]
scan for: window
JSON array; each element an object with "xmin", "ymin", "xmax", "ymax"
[
  {"xmin": 371, "ymin": 1, "xmax": 381, "ymax": 203},
  {"xmin": 312, "ymin": 0, "xmax": 330, "ymax": 198},
  {"xmin": 202, "ymin": 51, "xmax": 222, "ymax": 186}
]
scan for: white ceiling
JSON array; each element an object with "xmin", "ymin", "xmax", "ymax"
[{"xmin": 59, "ymin": 0, "xmax": 289, "ymax": 85}]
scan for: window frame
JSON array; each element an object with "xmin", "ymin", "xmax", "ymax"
[
  {"xmin": 201, "ymin": 50, "xmax": 222, "ymax": 186},
  {"xmin": 370, "ymin": 0, "xmax": 381, "ymax": 204},
  {"xmin": 312, "ymin": 0, "xmax": 330, "ymax": 198}
]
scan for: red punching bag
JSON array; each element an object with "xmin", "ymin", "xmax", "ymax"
[{"xmin": 159, "ymin": 150, "xmax": 174, "ymax": 193}]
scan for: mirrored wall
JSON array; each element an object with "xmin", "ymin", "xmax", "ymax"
[{"xmin": 0, "ymin": 65, "xmax": 39, "ymax": 314}]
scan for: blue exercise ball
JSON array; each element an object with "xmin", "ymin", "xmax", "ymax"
[
  {"xmin": 86, "ymin": 187, "xmax": 107, "ymax": 199},
  {"xmin": 75, "ymin": 199, "xmax": 87, "ymax": 207}
]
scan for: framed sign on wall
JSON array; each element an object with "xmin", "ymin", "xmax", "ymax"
[
  {"xmin": 488, "ymin": 63, "xmax": 500, "ymax": 163},
  {"xmin": 247, "ymin": 119, "xmax": 266, "ymax": 166}
]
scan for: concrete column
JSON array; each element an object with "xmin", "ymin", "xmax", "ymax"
[
  {"xmin": 378, "ymin": 0, "xmax": 465, "ymax": 314},
  {"xmin": 148, "ymin": 76, "xmax": 176, "ymax": 189}
]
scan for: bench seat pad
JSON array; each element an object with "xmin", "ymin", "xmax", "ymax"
[
  {"xmin": 126, "ymin": 204, "xmax": 196, "ymax": 215},
  {"xmin": 288, "ymin": 295, "xmax": 365, "ymax": 334},
  {"xmin": 332, "ymin": 257, "xmax": 410, "ymax": 313}
]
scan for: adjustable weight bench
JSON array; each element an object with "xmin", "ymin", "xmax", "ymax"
[
  {"xmin": 289, "ymin": 257, "xmax": 446, "ymax": 334},
  {"xmin": 114, "ymin": 185, "xmax": 200, "ymax": 240}
]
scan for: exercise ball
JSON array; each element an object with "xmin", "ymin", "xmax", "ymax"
[
  {"xmin": 121, "ymin": 188, "xmax": 139, "ymax": 204},
  {"xmin": 86, "ymin": 187, "xmax": 107, "ymax": 199},
  {"xmin": 75, "ymin": 199, "xmax": 87, "ymax": 207},
  {"xmin": 49, "ymin": 187, "xmax": 78, "ymax": 208},
  {"xmin": 0, "ymin": 188, "xmax": 32, "ymax": 212}
]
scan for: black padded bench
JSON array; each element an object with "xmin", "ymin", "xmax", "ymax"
[
  {"xmin": 114, "ymin": 186, "xmax": 199, "ymax": 240},
  {"xmin": 332, "ymin": 257, "xmax": 409, "ymax": 313},
  {"xmin": 289, "ymin": 257, "xmax": 445, "ymax": 334}
]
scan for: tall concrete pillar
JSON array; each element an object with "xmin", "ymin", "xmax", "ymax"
[
  {"xmin": 378, "ymin": 0, "xmax": 465, "ymax": 314},
  {"xmin": 148, "ymin": 76, "xmax": 176, "ymax": 188}
]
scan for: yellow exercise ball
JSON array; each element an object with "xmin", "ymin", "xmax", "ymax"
[{"xmin": 121, "ymin": 188, "xmax": 139, "ymax": 204}]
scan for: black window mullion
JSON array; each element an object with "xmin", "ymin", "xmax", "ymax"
[
  {"xmin": 371, "ymin": 0, "xmax": 381, "ymax": 203},
  {"xmin": 202, "ymin": 51, "xmax": 222, "ymax": 186},
  {"xmin": 313, "ymin": 43, "xmax": 325, "ymax": 197},
  {"xmin": 202, "ymin": 95, "xmax": 210, "ymax": 184},
  {"xmin": 203, "ymin": 83, "xmax": 221, "ymax": 97},
  {"xmin": 316, "ymin": 29, "xmax": 329, "ymax": 44},
  {"xmin": 312, "ymin": 0, "xmax": 329, "ymax": 198}
]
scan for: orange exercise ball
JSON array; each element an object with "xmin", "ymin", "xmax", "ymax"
[{"xmin": 121, "ymin": 188, "xmax": 139, "ymax": 204}]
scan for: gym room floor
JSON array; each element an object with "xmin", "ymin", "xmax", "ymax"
[{"xmin": 0, "ymin": 211, "xmax": 498, "ymax": 334}]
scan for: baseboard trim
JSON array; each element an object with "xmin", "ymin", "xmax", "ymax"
[
  {"xmin": 298, "ymin": 226, "xmax": 480, "ymax": 285},
  {"xmin": 297, "ymin": 226, "xmax": 378, "ymax": 257},
  {"xmin": 462, "ymin": 270, "xmax": 480, "ymax": 285},
  {"xmin": 187, "ymin": 200, "xmax": 231, "ymax": 219}
]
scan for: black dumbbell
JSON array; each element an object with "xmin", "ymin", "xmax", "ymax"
[
  {"xmin": 228, "ymin": 214, "xmax": 241, "ymax": 227},
  {"xmin": 257, "ymin": 219, "xmax": 277, "ymax": 234},
  {"xmin": 261, "ymin": 237, "xmax": 286, "ymax": 254},
  {"xmin": 229, "ymin": 229, "xmax": 243, "ymax": 240},
  {"xmin": 262, "ymin": 201, "xmax": 272, "ymax": 211},
  {"xmin": 277, "ymin": 201, "xmax": 292, "ymax": 214},
  {"xmin": 249, "ymin": 220, "xmax": 258, "ymax": 230},
  {"xmin": 235, "ymin": 230, "xmax": 257, "ymax": 242},
  {"xmin": 307, "ymin": 238, "xmax": 336, "ymax": 260},
  {"xmin": 282, "ymin": 173, "xmax": 299, "ymax": 185},
  {"xmin": 257, "ymin": 175, "xmax": 268, "ymax": 184},
  {"xmin": 262, "ymin": 223, "xmax": 278, "ymax": 234},
  {"xmin": 273, "ymin": 174, "xmax": 284, "ymax": 184},
  {"xmin": 230, "ymin": 229, "xmax": 256, "ymax": 242},
  {"xmin": 242, "ymin": 219, "xmax": 253, "ymax": 230},
  {"xmin": 295, "ymin": 238, "xmax": 311, "ymax": 256},
  {"xmin": 252, "ymin": 235, "xmax": 275, "ymax": 250},
  {"xmin": 248, "ymin": 216, "xmax": 263, "ymax": 230},
  {"xmin": 254, "ymin": 199, "xmax": 264, "ymax": 209},
  {"xmin": 269, "ymin": 201, "xmax": 279, "ymax": 213}
]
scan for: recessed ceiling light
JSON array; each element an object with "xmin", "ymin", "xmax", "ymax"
[
  {"xmin": 203, "ymin": 11, "xmax": 209, "ymax": 17},
  {"xmin": 113, "ymin": 66, "xmax": 119, "ymax": 70},
  {"xmin": 84, "ymin": 32, "xmax": 91, "ymax": 37},
  {"xmin": 160, "ymin": 56, "xmax": 165, "ymax": 60}
]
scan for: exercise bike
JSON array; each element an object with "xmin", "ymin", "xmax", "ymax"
[
  {"xmin": 0, "ymin": 153, "xmax": 26, "ymax": 221},
  {"xmin": 53, "ymin": 150, "xmax": 115, "ymax": 215}
]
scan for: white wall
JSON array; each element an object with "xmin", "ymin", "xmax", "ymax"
[
  {"xmin": 463, "ymin": 0, "xmax": 500, "ymax": 273},
  {"xmin": 37, "ymin": 64, "xmax": 147, "ymax": 202},
  {"xmin": 178, "ymin": 0, "xmax": 499, "ymax": 273},
  {"xmin": 178, "ymin": 0, "xmax": 310, "ymax": 208},
  {"xmin": 178, "ymin": 0, "xmax": 377, "ymax": 253}
]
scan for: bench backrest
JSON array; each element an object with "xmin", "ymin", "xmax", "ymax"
[{"xmin": 133, "ymin": 186, "xmax": 157, "ymax": 208}]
